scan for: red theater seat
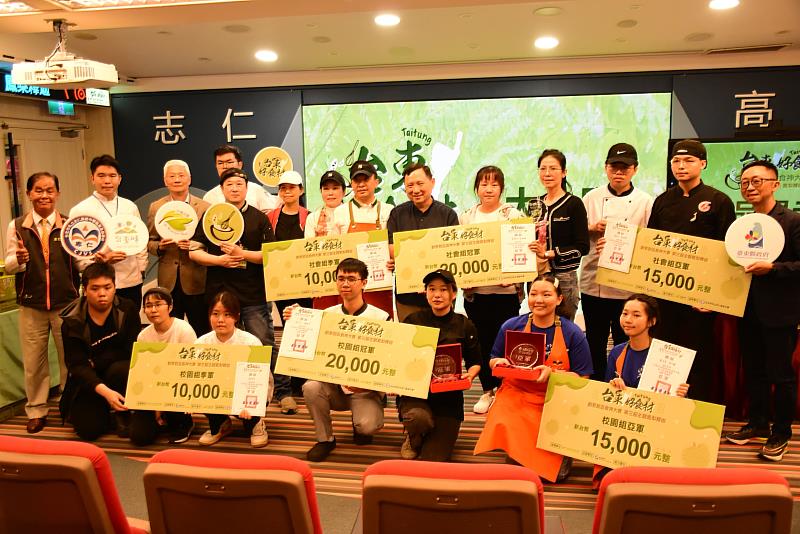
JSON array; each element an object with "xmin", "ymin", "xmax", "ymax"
[
  {"xmin": 362, "ymin": 459, "xmax": 544, "ymax": 534},
  {"xmin": 144, "ymin": 449, "xmax": 322, "ymax": 534},
  {"xmin": 593, "ymin": 466, "xmax": 793, "ymax": 534},
  {"xmin": 0, "ymin": 435, "xmax": 149, "ymax": 534}
]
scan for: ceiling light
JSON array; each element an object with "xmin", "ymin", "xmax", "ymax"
[
  {"xmin": 254, "ymin": 50, "xmax": 278, "ymax": 62},
  {"xmin": 534, "ymin": 36, "xmax": 559, "ymax": 49},
  {"xmin": 374, "ymin": 13, "xmax": 400, "ymax": 27},
  {"xmin": 709, "ymin": 0, "xmax": 739, "ymax": 10}
]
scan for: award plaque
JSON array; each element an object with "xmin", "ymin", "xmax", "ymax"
[
  {"xmin": 493, "ymin": 330, "xmax": 546, "ymax": 380},
  {"xmin": 430, "ymin": 343, "xmax": 471, "ymax": 393}
]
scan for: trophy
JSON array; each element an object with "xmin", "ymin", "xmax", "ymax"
[
  {"xmin": 492, "ymin": 330, "xmax": 546, "ymax": 380},
  {"xmin": 429, "ymin": 344, "xmax": 471, "ymax": 393}
]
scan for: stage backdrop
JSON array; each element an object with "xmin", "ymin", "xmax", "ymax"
[{"xmin": 301, "ymin": 93, "xmax": 672, "ymax": 213}]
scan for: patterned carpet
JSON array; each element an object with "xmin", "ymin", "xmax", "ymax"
[{"xmin": 1, "ymin": 389, "xmax": 798, "ymax": 510}]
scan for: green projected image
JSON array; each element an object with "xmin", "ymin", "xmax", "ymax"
[
  {"xmin": 302, "ymin": 93, "xmax": 672, "ymax": 212},
  {"xmin": 703, "ymin": 140, "xmax": 800, "ymax": 217}
]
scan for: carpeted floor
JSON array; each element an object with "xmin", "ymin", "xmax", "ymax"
[{"xmin": 1, "ymin": 387, "xmax": 799, "ymax": 510}]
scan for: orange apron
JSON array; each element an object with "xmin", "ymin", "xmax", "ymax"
[
  {"xmin": 347, "ymin": 201, "xmax": 394, "ymax": 319},
  {"xmin": 312, "ymin": 208, "xmax": 343, "ymax": 310},
  {"xmin": 591, "ymin": 344, "xmax": 630, "ymax": 489},
  {"xmin": 474, "ymin": 316, "xmax": 571, "ymax": 482}
]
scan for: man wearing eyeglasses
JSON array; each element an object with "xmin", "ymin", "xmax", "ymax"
[
  {"xmin": 648, "ymin": 140, "xmax": 736, "ymax": 403},
  {"xmin": 725, "ymin": 160, "xmax": 800, "ymax": 462},
  {"xmin": 202, "ymin": 144, "xmax": 277, "ymax": 212},
  {"xmin": 282, "ymin": 258, "xmax": 389, "ymax": 462}
]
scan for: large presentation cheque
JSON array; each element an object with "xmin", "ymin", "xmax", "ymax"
[
  {"xmin": 126, "ymin": 342, "xmax": 272, "ymax": 416},
  {"xmin": 394, "ymin": 219, "xmax": 536, "ymax": 294},
  {"xmin": 262, "ymin": 230, "xmax": 390, "ymax": 301},
  {"xmin": 537, "ymin": 374, "xmax": 725, "ymax": 470},
  {"xmin": 276, "ymin": 308, "xmax": 438, "ymax": 399},
  {"xmin": 596, "ymin": 227, "xmax": 751, "ymax": 316}
]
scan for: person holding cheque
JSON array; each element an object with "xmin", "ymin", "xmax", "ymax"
[
  {"xmin": 283, "ymin": 258, "xmax": 389, "ymax": 462},
  {"xmin": 475, "ymin": 273, "xmax": 592, "ymax": 482},
  {"xmin": 399, "ymin": 269, "xmax": 481, "ymax": 461},
  {"xmin": 459, "ymin": 165, "xmax": 523, "ymax": 414},
  {"xmin": 196, "ymin": 291, "xmax": 273, "ymax": 448}
]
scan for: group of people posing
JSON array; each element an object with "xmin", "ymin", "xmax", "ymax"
[{"xmin": 4, "ymin": 138, "xmax": 798, "ymax": 482}]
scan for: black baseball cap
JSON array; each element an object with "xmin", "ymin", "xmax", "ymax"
[
  {"xmin": 319, "ymin": 170, "xmax": 346, "ymax": 188},
  {"xmin": 219, "ymin": 167, "xmax": 247, "ymax": 185},
  {"xmin": 423, "ymin": 269, "xmax": 457, "ymax": 288},
  {"xmin": 606, "ymin": 143, "xmax": 638, "ymax": 166},
  {"xmin": 350, "ymin": 160, "xmax": 377, "ymax": 180},
  {"xmin": 671, "ymin": 139, "xmax": 707, "ymax": 160}
]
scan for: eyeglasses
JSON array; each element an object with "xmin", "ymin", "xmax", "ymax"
[
  {"xmin": 740, "ymin": 177, "xmax": 776, "ymax": 189},
  {"xmin": 538, "ymin": 166, "xmax": 563, "ymax": 174},
  {"xmin": 144, "ymin": 302, "xmax": 168, "ymax": 310},
  {"xmin": 336, "ymin": 276, "xmax": 363, "ymax": 284}
]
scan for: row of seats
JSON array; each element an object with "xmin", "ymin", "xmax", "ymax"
[{"xmin": 0, "ymin": 435, "xmax": 793, "ymax": 534}]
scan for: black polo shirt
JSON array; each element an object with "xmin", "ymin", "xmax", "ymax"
[
  {"xmin": 387, "ymin": 199, "xmax": 459, "ymax": 306},
  {"xmin": 648, "ymin": 181, "xmax": 735, "ymax": 241},
  {"xmin": 401, "ymin": 309, "xmax": 481, "ymax": 420},
  {"xmin": 194, "ymin": 203, "xmax": 275, "ymax": 307}
]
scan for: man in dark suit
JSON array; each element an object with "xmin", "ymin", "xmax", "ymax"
[
  {"xmin": 147, "ymin": 160, "xmax": 210, "ymax": 335},
  {"xmin": 726, "ymin": 160, "xmax": 800, "ymax": 462}
]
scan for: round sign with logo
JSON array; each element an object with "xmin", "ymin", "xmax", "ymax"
[
  {"xmin": 252, "ymin": 146, "xmax": 292, "ymax": 187},
  {"xmin": 724, "ymin": 212, "xmax": 785, "ymax": 267},
  {"xmin": 61, "ymin": 215, "xmax": 107, "ymax": 259},
  {"xmin": 107, "ymin": 214, "xmax": 149, "ymax": 255},
  {"xmin": 202, "ymin": 203, "xmax": 245, "ymax": 246},
  {"xmin": 155, "ymin": 200, "xmax": 199, "ymax": 241}
]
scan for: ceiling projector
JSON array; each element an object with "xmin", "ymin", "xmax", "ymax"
[{"xmin": 11, "ymin": 19, "xmax": 118, "ymax": 89}]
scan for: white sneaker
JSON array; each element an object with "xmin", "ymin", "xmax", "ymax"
[
  {"xmin": 199, "ymin": 418, "xmax": 232, "ymax": 446},
  {"xmin": 473, "ymin": 392, "xmax": 495, "ymax": 414},
  {"xmin": 250, "ymin": 419, "xmax": 268, "ymax": 448}
]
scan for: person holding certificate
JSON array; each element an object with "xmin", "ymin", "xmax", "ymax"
[
  {"xmin": 283, "ymin": 258, "xmax": 389, "ymax": 462},
  {"xmin": 580, "ymin": 144, "xmax": 653, "ymax": 379},
  {"xmin": 398, "ymin": 269, "xmax": 481, "ymax": 461},
  {"xmin": 196, "ymin": 291, "xmax": 273, "ymax": 448},
  {"xmin": 726, "ymin": 160, "xmax": 800, "ymax": 462},
  {"xmin": 307, "ymin": 170, "xmax": 347, "ymax": 311},
  {"xmin": 528, "ymin": 150, "xmax": 589, "ymax": 321},
  {"xmin": 459, "ymin": 166, "xmax": 523, "ymax": 414},
  {"xmin": 475, "ymin": 273, "xmax": 592, "ymax": 482}
]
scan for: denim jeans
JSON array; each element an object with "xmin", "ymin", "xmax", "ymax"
[
  {"xmin": 240, "ymin": 302, "xmax": 291, "ymax": 400},
  {"xmin": 554, "ymin": 270, "xmax": 579, "ymax": 321}
]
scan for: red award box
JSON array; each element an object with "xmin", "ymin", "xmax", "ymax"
[
  {"xmin": 492, "ymin": 330, "xmax": 546, "ymax": 381},
  {"xmin": 430, "ymin": 343, "xmax": 471, "ymax": 393}
]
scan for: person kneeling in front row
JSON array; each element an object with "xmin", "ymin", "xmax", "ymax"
[
  {"xmin": 398, "ymin": 269, "xmax": 481, "ymax": 462},
  {"xmin": 284, "ymin": 258, "xmax": 388, "ymax": 462}
]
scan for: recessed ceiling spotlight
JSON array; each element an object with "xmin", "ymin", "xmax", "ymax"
[
  {"xmin": 375, "ymin": 13, "xmax": 400, "ymax": 26},
  {"xmin": 255, "ymin": 49, "xmax": 278, "ymax": 62},
  {"xmin": 709, "ymin": 0, "xmax": 739, "ymax": 10},
  {"xmin": 534, "ymin": 7, "xmax": 562, "ymax": 16},
  {"xmin": 534, "ymin": 36, "xmax": 559, "ymax": 49}
]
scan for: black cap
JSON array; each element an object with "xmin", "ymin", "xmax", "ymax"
[
  {"xmin": 220, "ymin": 167, "xmax": 247, "ymax": 185},
  {"xmin": 423, "ymin": 269, "xmax": 457, "ymax": 288},
  {"xmin": 319, "ymin": 170, "xmax": 345, "ymax": 188},
  {"xmin": 671, "ymin": 139, "xmax": 707, "ymax": 160},
  {"xmin": 350, "ymin": 160, "xmax": 377, "ymax": 180},
  {"xmin": 606, "ymin": 143, "xmax": 638, "ymax": 166}
]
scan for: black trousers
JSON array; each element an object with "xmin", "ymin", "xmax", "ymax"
[
  {"xmin": 398, "ymin": 397, "xmax": 462, "ymax": 462},
  {"xmin": 129, "ymin": 411, "xmax": 193, "ymax": 446},
  {"xmin": 656, "ymin": 299, "xmax": 717, "ymax": 403},
  {"xmin": 581, "ymin": 293, "xmax": 627, "ymax": 380},
  {"xmin": 463, "ymin": 292, "xmax": 521, "ymax": 392},
  {"xmin": 171, "ymin": 275, "xmax": 209, "ymax": 336},
  {"xmin": 69, "ymin": 359, "xmax": 128, "ymax": 442},
  {"xmin": 116, "ymin": 284, "xmax": 143, "ymax": 312},
  {"xmin": 739, "ymin": 309, "xmax": 798, "ymax": 437}
]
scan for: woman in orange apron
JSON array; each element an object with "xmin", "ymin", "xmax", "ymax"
[
  {"xmin": 474, "ymin": 273, "xmax": 593, "ymax": 482},
  {"xmin": 591, "ymin": 294, "xmax": 689, "ymax": 488}
]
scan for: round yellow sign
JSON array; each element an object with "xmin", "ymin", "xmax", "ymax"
[
  {"xmin": 252, "ymin": 146, "xmax": 293, "ymax": 186},
  {"xmin": 202, "ymin": 203, "xmax": 245, "ymax": 247}
]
